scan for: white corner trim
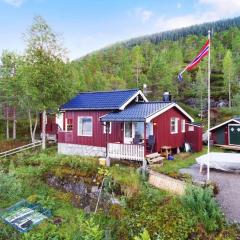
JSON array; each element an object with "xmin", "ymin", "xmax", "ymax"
[
  {"xmin": 146, "ymin": 103, "xmax": 194, "ymax": 123},
  {"xmin": 209, "ymin": 119, "xmax": 240, "ymax": 132},
  {"xmin": 119, "ymin": 90, "xmax": 148, "ymax": 110}
]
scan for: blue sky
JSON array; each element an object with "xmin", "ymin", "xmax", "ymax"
[{"xmin": 1, "ymin": 0, "xmax": 240, "ymax": 60}]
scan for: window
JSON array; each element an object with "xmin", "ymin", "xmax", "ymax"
[
  {"xmin": 170, "ymin": 118, "xmax": 178, "ymax": 134},
  {"xmin": 188, "ymin": 125, "xmax": 194, "ymax": 132},
  {"xmin": 181, "ymin": 119, "xmax": 186, "ymax": 133},
  {"xmin": 103, "ymin": 122, "xmax": 112, "ymax": 134},
  {"xmin": 125, "ymin": 122, "xmax": 133, "ymax": 138},
  {"xmin": 78, "ymin": 117, "xmax": 93, "ymax": 136},
  {"xmin": 134, "ymin": 122, "xmax": 144, "ymax": 139},
  {"xmin": 146, "ymin": 122, "xmax": 153, "ymax": 138},
  {"xmin": 66, "ymin": 118, "xmax": 73, "ymax": 131}
]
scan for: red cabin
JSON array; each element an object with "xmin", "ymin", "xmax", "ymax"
[{"xmin": 58, "ymin": 89, "xmax": 202, "ymax": 160}]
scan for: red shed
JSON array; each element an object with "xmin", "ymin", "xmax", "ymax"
[{"xmin": 58, "ymin": 89, "xmax": 202, "ymax": 159}]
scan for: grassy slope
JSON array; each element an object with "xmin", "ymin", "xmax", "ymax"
[{"xmin": 0, "ymin": 147, "xmax": 238, "ymax": 239}]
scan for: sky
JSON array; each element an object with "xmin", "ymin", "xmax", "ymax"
[{"xmin": 1, "ymin": 0, "xmax": 240, "ymax": 60}]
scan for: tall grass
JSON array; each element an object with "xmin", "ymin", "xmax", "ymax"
[{"xmin": 181, "ymin": 185, "xmax": 224, "ymax": 232}]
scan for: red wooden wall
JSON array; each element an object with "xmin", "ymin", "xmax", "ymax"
[
  {"xmin": 185, "ymin": 124, "xmax": 203, "ymax": 152},
  {"xmin": 152, "ymin": 107, "xmax": 190, "ymax": 151},
  {"xmin": 58, "ymin": 110, "xmax": 123, "ymax": 147}
]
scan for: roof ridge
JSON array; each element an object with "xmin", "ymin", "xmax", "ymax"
[
  {"xmin": 138, "ymin": 101, "xmax": 173, "ymax": 104},
  {"xmin": 76, "ymin": 88, "xmax": 139, "ymax": 94}
]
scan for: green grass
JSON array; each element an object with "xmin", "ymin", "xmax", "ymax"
[
  {"xmin": 0, "ymin": 146, "xmax": 238, "ymax": 240},
  {"xmin": 152, "ymin": 149, "xmax": 206, "ymax": 175}
]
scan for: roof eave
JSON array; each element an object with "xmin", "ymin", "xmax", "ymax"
[
  {"xmin": 145, "ymin": 103, "xmax": 194, "ymax": 123},
  {"xmin": 119, "ymin": 90, "xmax": 148, "ymax": 110},
  {"xmin": 209, "ymin": 119, "xmax": 240, "ymax": 132}
]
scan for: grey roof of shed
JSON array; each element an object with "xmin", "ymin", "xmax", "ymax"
[
  {"xmin": 100, "ymin": 102, "xmax": 173, "ymax": 122},
  {"xmin": 209, "ymin": 118, "xmax": 240, "ymax": 132}
]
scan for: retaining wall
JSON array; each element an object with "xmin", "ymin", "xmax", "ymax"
[{"xmin": 148, "ymin": 170, "xmax": 186, "ymax": 195}]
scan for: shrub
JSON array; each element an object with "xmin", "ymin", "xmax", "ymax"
[
  {"xmin": 110, "ymin": 166, "xmax": 141, "ymax": 197},
  {"xmin": 0, "ymin": 171, "xmax": 22, "ymax": 202},
  {"xmin": 134, "ymin": 229, "xmax": 151, "ymax": 240},
  {"xmin": 181, "ymin": 185, "xmax": 224, "ymax": 232},
  {"xmin": 73, "ymin": 216, "xmax": 104, "ymax": 240}
]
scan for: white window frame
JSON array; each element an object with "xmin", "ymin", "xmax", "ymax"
[
  {"xmin": 65, "ymin": 118, "xmax": 73, "ymax": 132},
  {"xmin": 103, "ymin": 122, "xmax": 112, "ymax": 134},
  {"xmin": 181, "ymin": 119, "xmax": 186, "ymax": 133},
  {"xmin": 188, "ymin": 125, "xmax": 194, "ymax": 132},
  {"xmin": 78, "ymin": 116, "xmax": 93, "ymax": 136},
  {"xmin": 170, "ymin": 118, "xmax": 178, "ymax": 134}
]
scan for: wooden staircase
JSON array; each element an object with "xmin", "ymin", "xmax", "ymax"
[{"xmin": 146, "ymin": 152, "xmax": 164, "ymax": 166}]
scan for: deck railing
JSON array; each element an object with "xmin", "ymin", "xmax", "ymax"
[{"xmin": 107, "ymin": 143, "xmax": 145, "ymax": 161}]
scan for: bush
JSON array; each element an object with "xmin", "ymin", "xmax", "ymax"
[
  {"xmin": 73, "ymin": 216, "xmax": 104, "ymax": 240},
  {"xmin": 0, "ymin": 171, "xmax": 22, "ymax": 202},
  {"xmin": 181, "ymin": 185, "xmax": 224, "ymax": 232}
]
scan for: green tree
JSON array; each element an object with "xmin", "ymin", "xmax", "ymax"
[
  {"xmin": 23, "ymin": 16, "xmax": 75, "ymax": 148},
  {"xmin": 194, "ymin": 67, "xmax": 207, "ymax": 119},
  {"xmin": 0, "ymin": 51, "xmax": 21, "ymax": 140},
  {"xmin": 131, "ymin": 45, "xmax": 144, "ymax": 88},
  {"xmin": 147, "ymin": 55, "xmax": 173, "ymax": 99},
  {"xmin": 223, "ymin": 50, "xmax": 234, "ymax": 108}
]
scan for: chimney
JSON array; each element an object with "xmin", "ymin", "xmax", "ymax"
[{"xmin": 163, "ymin": 92, "xmax": 171, "ymax": 102}]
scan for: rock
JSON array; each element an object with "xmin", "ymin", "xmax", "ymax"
[
  {"xmin": 91, "ymin": 186, "xmax": 99, "ymax": 193},
  {"xmin": 84, "ymin": 205, "xmax": 91, "ymax": 214}
]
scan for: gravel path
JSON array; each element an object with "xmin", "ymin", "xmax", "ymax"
[{"xmin": 180, "ymin": 164, "xmax": 240, "ymax": 223}]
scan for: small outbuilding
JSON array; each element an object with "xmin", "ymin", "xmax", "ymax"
[{"xmin": 210, "ymin": 117, "xmax": 240, "ymax": 146}]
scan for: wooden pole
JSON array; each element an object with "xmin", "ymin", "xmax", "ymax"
[
  {"xmin": 207, "ymin": 30, "xmax": 211, "ymax": 181},
  {"xmin": 143, "ymin": 122, "xmax": 147, "ymax": 171}
]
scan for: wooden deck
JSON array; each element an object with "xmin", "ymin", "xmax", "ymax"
[{"xmin": 215, "ymin": 144, "xmax": 240, "ymax": 151}]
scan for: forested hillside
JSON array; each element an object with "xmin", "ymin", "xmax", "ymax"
[{"xmin": 72, "ymin": 17, "xmax": 240, "ymax": 116}]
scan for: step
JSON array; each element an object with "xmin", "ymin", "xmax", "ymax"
[
  {"xmin": 146, "ymin": 152, "xmax": 161, "ymax": 159},
  {"xmin": 148, "ymin": 156, "xmax": 164, "ymax": 164}
]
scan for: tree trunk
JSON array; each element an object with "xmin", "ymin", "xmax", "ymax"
[
  {"xmin": 32, "ymin": 111, "xmax": 38, "ymax": 142},
  {"xmin": 28, "ymin": 109, "xmax": 34, "ymax": 143},
  {"xmin": 6, "ymin": 107, "xmax": 9, "ymax": 140},
  {"xmin": 42, "ymin": 110, "xmax": 46, "ymax": 150},
  {"xmin": 12, "ymin": 108, "xmax": 16, "ymax": 140}
]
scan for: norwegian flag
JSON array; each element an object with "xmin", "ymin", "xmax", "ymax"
[{"xmin": 178, "ymin": 39, "xmax": 210, "ymax": 81}]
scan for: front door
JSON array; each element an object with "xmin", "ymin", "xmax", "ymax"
[
  {"xmin": 229, "ymin": 124, "xmax": 240, "ymax": 145},
  {"xmin": 124, "ymin": 122, "xmax": 134, "ymax": 144}
]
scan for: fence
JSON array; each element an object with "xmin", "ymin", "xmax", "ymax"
[{"xmin": 0, "ymin": 141, "xmax": 42, "ymax": 158}]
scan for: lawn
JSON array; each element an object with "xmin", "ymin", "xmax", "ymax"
[
  {"xmin": 151, "ymin": 146, "xmax": 223, "ymax": 176},
  {"xmin": 0, "ymin": 147, "xmax": 238, "ymax": 240}
]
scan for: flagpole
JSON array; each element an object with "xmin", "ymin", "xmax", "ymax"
[{"xmin": 207, "ymin": 30, "xmax": 211, "ymax": 181}]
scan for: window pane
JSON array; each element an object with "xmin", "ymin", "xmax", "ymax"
[
  {"xmin": 146, "ymin": 123, "xmax": 153, "ymax": 138},
  {"xmin": 125, "ymin": 122, "xmax": 132, "ymax": 138},
  {"xmin": 78, "ymin": 117, "xmax": 92, "ymax": 136},
  {"xmin": 134, "ymin": 122, "xmax": 144, "ymax": 138}
]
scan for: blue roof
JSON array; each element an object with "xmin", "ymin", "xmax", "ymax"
[
  {"xmin": 101, "ymin": 102, "xmax": 173, "ymax": 122},
  {"xmin": 60, "ymin": 89, "xmax": 140, "ymax": 110}
]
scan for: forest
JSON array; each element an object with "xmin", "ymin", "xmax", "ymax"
[{"xmin": 1, "ymin": 16, "xmax": 240, "ymax": 140}]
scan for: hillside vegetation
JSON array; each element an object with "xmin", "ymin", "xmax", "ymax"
[{"xmin": 72, "ymin": 17, "xmax": 240, "ymax": 120}]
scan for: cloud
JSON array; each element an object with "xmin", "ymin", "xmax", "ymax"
[
  {"xmin": 131, "ymin": 7, "xmax": 154, "ymax": 23},
  {"xmin": 3, "ymin": 0, "xmax": 26, "ymax": 7},
  {"xmin": 155, "ymin": 0, "xmax": 240, "ymax": 32}
]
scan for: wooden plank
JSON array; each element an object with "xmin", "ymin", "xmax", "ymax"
[
  {"xmin": 148, "ymin": 156, "xmax": 164, "ymax": 164},
  {"xmin": 215, "ymin": 144, "xmax": 240, "ymax": 151}
]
